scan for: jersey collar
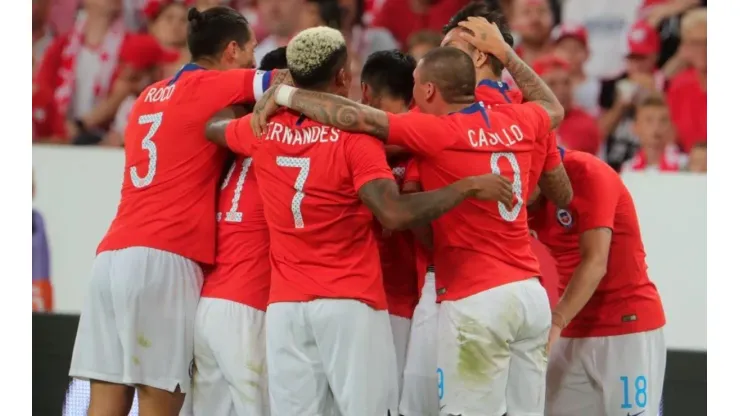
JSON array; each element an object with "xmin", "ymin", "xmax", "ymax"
[
  {"xmin": 478, "ymin": 79, "xmax": 512, "ymax": 103},
  {"xmin": 168, "ymin": 63, "xmax": 205, "ymax": 85},
  {"xmin": 454, "ymin": 101, "xmax": 491, "ymax": 128}
]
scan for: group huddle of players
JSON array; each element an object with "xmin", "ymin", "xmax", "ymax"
[{"xmin": 68, "ymin": 3, "xmax": 667, "ymax": 416}]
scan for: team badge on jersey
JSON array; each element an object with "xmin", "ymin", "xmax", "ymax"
[{"xmin": 556, "ymin": 208, "xmax": 573, "ymax": 228}]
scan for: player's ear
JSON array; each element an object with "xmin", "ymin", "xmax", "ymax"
[
  {"xmin": 360, "ymin": 82, "xmax": 371, "ymax": 105},
  {"xmin": 472, "ymin": 48, "xmax": 488, "ymax": 69},
  {"xmin": 224, "ymin": 40, "xmax": 239, "ymax": 62},
  {"xmin": 424, "ymin": 82, "xmax": 435, "ymax": 102},
  {"xmin": 337, "ymin": 67, "xmax": 351, "ymax": 90}
]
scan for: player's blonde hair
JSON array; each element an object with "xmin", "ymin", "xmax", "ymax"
[{"xmin": 286, "ymin": 26, "xmax": 346, "ymax": 82}]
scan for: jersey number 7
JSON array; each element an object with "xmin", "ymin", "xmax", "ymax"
[
  {"xmin": 130, "ymin": 112, "xmax": 163, "ymax": 188},
  {"xmin": 277, "ymin": 156, "xmax": 311, "ymax": 229}
]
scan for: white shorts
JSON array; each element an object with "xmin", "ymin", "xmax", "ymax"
[
  {"xmin": 546, "ymin": 328, "xmax": 667, "ymax": 416},
  {"xmin": 266, "ymin": 299, "xmax": 398, "ymax": 416},
  {"xmin": 399, "ymin": 271, "xmax": 439, "ymax": 416},
  {"xmin": 70, "ymin": 247, "xmax": 203, "ymax": 393},
  {"xmin": 389, "ymin": 313, "xmax": 411, "ymax": 412},
  {"xmin": 192, "ymin": 297, "xmax": 269, "ymax": 416},
  {"xmin": 437, "ymin": 277, "xmax": 551, "ymax": 416}
]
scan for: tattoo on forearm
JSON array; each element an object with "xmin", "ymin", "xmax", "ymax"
[
  {"xmin": 538, "ymin": 164, "xmax": 573, "ymax": 208},
  {"xmin": 503, "ymin": 49, "xmax": 564, "ymax": 128},
  {"xmin": 270, "ymin": 69, "xmax": 294, "ymax": 87},
  {"xmin": 359, "ymin": 179, "xmax": 469, "ymax": 230},
  {"xmin": 286, "ymin": 90, "xmax": 390, "ymax": 140}
]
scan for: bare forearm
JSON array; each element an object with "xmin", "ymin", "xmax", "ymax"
[
  {"xmin": 553, "ymin": 258, "xmax": 606, "ymax": 325},
  {"xmin": 279, "ymin": 87, "xmax": 390, "ymax": 140},
  {"xmin": 204, "ymin": 105, "xmax": 249, "ymax": 147},
  {"xmin": 538, "ymin": 164, "xmax": 573, "ymax": 208},
  {"xmin": 361, "ymin": 178, "xmax": 477, "ymax": 231},
  {"xmin": 502, "ymin": 49, "xmax": 564, "ymax": 128}
]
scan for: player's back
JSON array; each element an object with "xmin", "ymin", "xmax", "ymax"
[
  {"xmin": 530, "ymin": 150, "xmax": 665, "ymax": 336},
  {"xmin": 252, "ymin": 109, "xmax": 393, "ymax": 310},
  {"xmin": 98, "ymin": 65, "xmax": 272, "ymax": 265},
  {"xmin": 475, "ymin": 80, "xmax": 559, "ymax": 199},
  {"xmin": 201, "ymin": 155, "xmax": 271, "ymax": 310},
  {"xmin": 388, "ymin": 102, "xmax": 551, "ymax": 301}
]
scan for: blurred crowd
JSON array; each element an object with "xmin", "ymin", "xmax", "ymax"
[{"xmin": 32, "ymin": 0, "xmax": 707, "ymax": 173}]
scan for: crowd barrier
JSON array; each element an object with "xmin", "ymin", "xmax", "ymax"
[{"xmin": 32, "ymin": 145, "xmax": 706, "ymax": 415}]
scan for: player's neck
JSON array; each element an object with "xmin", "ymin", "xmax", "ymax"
[
  {"xmin": 444, "ymin": 100, "xmax": 476, "ymax": 114},
  {"xmin": 192, "ymin": 58, "xmax": 223, "ymax": 71},
  {"xmin": 379, "ymin": 97, "xmax": 408, "ymax": 114},
  {"xmin": 476, "ymin": 68, "xmax": 500, "ymax": 84}
]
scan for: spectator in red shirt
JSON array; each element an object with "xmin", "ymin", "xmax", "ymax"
[
  {"xmin": 33, "ymin": 0, "xmax": 55, "ymax": 70},
  {"xmin": 534, "ymin": 55, "xmax": 601, "ymax": 155},
  {"xmin": 32, "ymin": 0, "xmax": 177, "ymax": 143},
  {"xmin": 622, "ymin": 94, "xmax": 685, "ymax": 173},
  {"xmin": 372, "ymin": 0, "xmax": 469, "ymax": 47},
  {"xmin": 144, "ymin": 0, "xmax": 190, "ymax": 78},
  {"xmin": 510, "ymin": 0, "xmax": 554, "ymax": 64},
  {"xmin": 666, "ymin": 7, "xmax": 706, "ymax": 152},
  {"xmin": 552, "ymin": 23, "xmax": 601, "ymax": 116}
]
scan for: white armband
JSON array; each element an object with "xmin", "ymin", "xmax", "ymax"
[{"xmin": 275, "ymin": 85, "xmax": 297, "ymax": 107}]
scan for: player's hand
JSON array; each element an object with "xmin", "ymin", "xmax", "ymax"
[
  {"xmin": 251, "ymin": 85, "xmax": 280, "ymax": 137},
  {"xmin": 546, "ymin": 324, "xmax": 562, "ymax": 355},
  {"xmin": 468, "ymin": 174, "xmax": 514, "ymax": 208},
  {"xmin": 457, "ymin": 16, "xmax": 512, "ymax": 64}
]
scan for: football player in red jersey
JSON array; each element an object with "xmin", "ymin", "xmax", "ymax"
[
  {"xmin": 191, "ymin": 47, "xmax": 289, "ymax": 416},
  {"xmin": 359, "ymin": 49, "xmax": 420, "ymax": 415},
  {"xmin": 528, "ymin": 148, "xmax": 666, "ymax": 416},
  {"xmin": 68, "ymin": 7, "xmax": 285, "ymax": 416},
  {"xmin": 441, "ymin": 2, "xmax": 573, "ymax": 209},
  {"xmin": 255, "ymin": 17, "xmax": 565, "ymax": 415},
  {"xmin": 205, "ymin": 27, "xmax": 515, "ymax": 416}
]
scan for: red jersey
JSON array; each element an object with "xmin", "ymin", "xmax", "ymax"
[
  {"xmin": 224, "ymin": 110, "xmax": 395, "ymax": 310},
  {"xmin": 200, "ymin": 156, "xmax": 271, "ymax": 311},
  {"xmin": 475, "ymin": 80, "xmax": 560, "ymax": 200},
  {"xmin": 98, "ymin": 64, "xmax": 274, "ymax": 265},
  {"xmin": 528, "ymin": 150, "xmax": 665, "ymax": 337},
  {"xmin": 379, "ymin": 158, "xmax": 421, "ymax": 319},
  {"xmin": 666, "ymin": 68, "xmax": 707, "ymax": 151},
  {"xmin": 387, "ymin": 101, "xmax": 551, "ymax": 301}
]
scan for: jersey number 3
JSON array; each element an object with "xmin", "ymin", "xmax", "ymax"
[
  {"xmin": 277, "ymin": 156, "xmax": 310, "ymax": 229},
  {"xmin": 490, "ymin": 152, "xmax": 523, "ymax": 222},
  {"xmin": 130, "ymin": 112, "xmax": 163, "ymax": 188}
]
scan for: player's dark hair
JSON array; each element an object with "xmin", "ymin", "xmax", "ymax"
[
  {"xmin": 361, "ymin": 50, "xmax": 416, "ymax": 105},
  {"xmin": 186, "ymin": 6, "xmax": 251, "ymax": 61},
  {"xmin": 442, "ymin": 1, "xmax": 514, "ymax": 77},
  {"xmin": 260, "ymin": 47, "xmax": 288, "ymax": 71},
  {"xmin": 308, "ymin": 0, "xmax": 343, "ymax": 30},
  {"xmin": 418, "ymin": 47, "xmax": 477, "ymax": 103},
  {"xmin": 290, "ymin": 46, "xmax": 348, "ymax": 90}
]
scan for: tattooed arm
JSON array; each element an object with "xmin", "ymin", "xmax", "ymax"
[
  {"xmin": 538, "ymin": 164, "xmax": 573, "ymax": 208},
  {"xmin": 359, "ymin": 175, "xmax": 513, "ymax": 231},
  {"xmin": 458, "ymin": 17, "xmax": 565, "ymax": 129}
]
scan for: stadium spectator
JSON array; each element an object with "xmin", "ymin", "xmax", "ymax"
[
  {"xmin": 510, "ymin": 0, "xmax": 554, "ymax": 64},
  {"xmin": 561, "ymin": 0, "xmax": 646, "ymax": 79},
  {"xmin": 32, "ymin": 172, "xmax": 53, "ymax": 312},
  {"xmin": 340, "ymin": 0, "xmax": 399, "ymax": 62},
  {"xmin": 666, "ymin": 7, "xmax": 707, "ymax": 152},
  {"xmin": 598, "ymin": 20, "xmax": 666, "ymax": 171},
  {"xmin": 407, "ymin": 30, "xmax": 443, "ymax": 62},
  {"xmin": 33, "ymin": 0, "xmax": 54, "ymax": 69},
  {"xmin": 641, "ymin": 0, "xmax": 703, "ymax": 67},
  {"xmin": 144, "ymin": 0, "xmax": 191, "ymax": 77},
  {"xmin": 622, "ymin": 94, "xmax": 685, "ymax": 172},
  {"xmin": 371, "ymin": 0, "xmax": 468, "ymax": 47},
  {"xmin": 32, "ymin": 0, "xmax": 178, "ymax": 143},
  {"xmin": 534, "ymin": 54, "xmax": 601, "ymax": 155},
  {"xmin": 552, "ymin": 23, "xmax": 600, "ymax": 116},
  {"xmin": 687, "ymin": 142, "xmax": 707, "ymax": 173},
  {"xmin": 253, "ymin": 0, "xmax": 308, "ymax": 65}
]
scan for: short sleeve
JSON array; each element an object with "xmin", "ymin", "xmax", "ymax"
[
  {"xmin": 386, "ymin": 112, "xmax": 456, "ymax": 158},
  {"xmin": 573, "ymin": 165, "xmax": 620, "ymax": 232},
  {"xmin": 514, "ymin": 102, "xmax": 551, "ymax": 140},
  {"xmin": 225, "ymin": 115, "xmax": 258, "ymax": 156},
  {"xmin": 203, "ymin": 69, "xmax": 274, "ymax": 108},
  {"xmin": 542, "ymin": 132, "xmax": 561, "ymax": 172},
  {"xmin": 345, "ymin": 133, "xmax": 395, "ymax": 192}
]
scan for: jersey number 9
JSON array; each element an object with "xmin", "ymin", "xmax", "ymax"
[{"xmin": 490, "ymin": 151, "xmax": 523, "ymax": 222}]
